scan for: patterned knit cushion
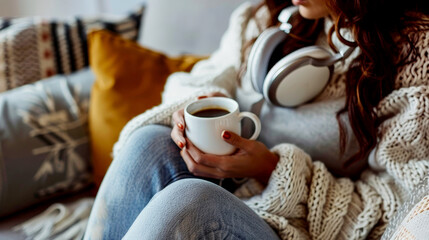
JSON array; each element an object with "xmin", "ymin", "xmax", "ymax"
[
  {"xmin": 0, "ymin": 68, "xmax": 94, "ymax": 217},
  {"xmin": 0, "ymin": 5, "xmax": 144, "ymax": 92}
]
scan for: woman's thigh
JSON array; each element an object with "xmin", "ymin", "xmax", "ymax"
[
  {"xmin": 124, "ymin": 179, "xmax": 280, "ymax": 240},
  {"xmin": 85, "ymin": 125, "xmax": 195, "ymax": 240}
]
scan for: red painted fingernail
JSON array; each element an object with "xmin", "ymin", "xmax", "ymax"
[
  {"xmin": 178, "ymin": 142, "xmax": 184, "ymax": 148},
  {"xmin": 178, "ymin": 123, "xmax": 184, "ymax": 129},
  {"xmin": 198, "ymin": 95, "xmax": 207, "ymax": 100},
  {"xmin": 222, "ymin": 131, "xmax": 231, "ymax": 139}
]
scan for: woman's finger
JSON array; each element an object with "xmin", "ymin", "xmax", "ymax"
[
  {"xmin": 180, "ymin": 148, "xmax": 226, "ymax": 179},
  {"xmin": 170, "ymin": 125, "xmax": 186, "ymax": 149},
  {"xmin": 210, "ymin": 92, "xmax": 227, "ymax": 97},
  {"xmin": 172, "ymin": 109, "xmax": 185, "ymax": 130},
  {"xmin": 197, "ymin": 92, "xmax": 228, "ymax": 100},
  {"xmin": 185, "ymin": 140, "xmax": 226, "ymax": 168},
  {"xmin": 171, "ymin": 109, "xmax": 187, "ymax": 148}
]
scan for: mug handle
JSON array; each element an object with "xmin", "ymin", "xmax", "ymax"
[{"xmin": 238, "ymin": 112, "xmax": 261, "ymax": 140}]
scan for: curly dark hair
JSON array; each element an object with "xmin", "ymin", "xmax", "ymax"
[{"xmin": 243, "ymin": 0, "xmax": 429, "ymax": 170}]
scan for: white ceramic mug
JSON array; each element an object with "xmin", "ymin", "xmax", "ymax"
[{"xmin": 184, "ymin": 97, "xmax": 261, "ymax": 155}]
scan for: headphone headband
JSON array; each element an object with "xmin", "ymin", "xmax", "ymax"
[{"xmin": 278, "ymin": 6, "xmax": 298, "ymax": 32}]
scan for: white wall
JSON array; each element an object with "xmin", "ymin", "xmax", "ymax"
[
  {"xmin": 0, "ymin": 0, "xmax": 18, "ymax": 17},
  {"xmin": 103, "ymin": 0, "xmax": 145, "ymax": 14},
  {"xmin": 140, "ymin": 0, "xmax": 260, "ymax": 55},
  {"xmin": 0, "ymin": 0, "xmax": 146, "ymax": 17}
]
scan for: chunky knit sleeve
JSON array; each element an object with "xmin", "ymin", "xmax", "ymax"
[
  {"xmin": 361, "ymin": 30, "xmax": 429, "ymax": 236},
  {"xmin": 357, "ymin": 30, "xmax": 429, "ymax": 238},
  {"xmin": 371, "ymin": 87, "xmax": 429, "ymax": 191},
  {"xmin": 369, "ymin": 29, "xmax": 429, "ymax": 191},
  {"xmin": 235, "ymin": 143, "xmax": 364, "ymax": 240},
  {"xmin": 234, "ymin": 144, "xmax": 313, "ymax": 239}
]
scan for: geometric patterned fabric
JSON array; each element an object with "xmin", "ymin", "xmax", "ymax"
[
  {"xmin": 0, "ymin": 68, "xmax": 95, "ymax": 217},
  {"xmin": 0, "ymin": 5, "xmax": 144, "ymax": 92}
]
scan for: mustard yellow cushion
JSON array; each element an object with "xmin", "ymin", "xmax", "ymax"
[{"xmin": 88, "ymin": 30, "xmax": 204, "ymax": 186}]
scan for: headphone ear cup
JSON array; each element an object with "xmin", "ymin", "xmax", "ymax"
[
  {"xmin": 263, "ymin": 46, "xmax": 333, "ymax": 107},
  {"xmin": 248, "ymin": 27, "xmax": 287, "ymax": 93}
]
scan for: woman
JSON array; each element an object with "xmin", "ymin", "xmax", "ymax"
[{"xmin": 84, "ymin": 0, "xmax": 429, "ymax": 239}]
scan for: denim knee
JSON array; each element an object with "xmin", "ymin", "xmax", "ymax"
[
  {"xmin": 124, "ymin": 179, "xmax": 280, "ymax": 239},
  {"xmin": 124, "ymin": 179, "xmax": 241, "ymax": 239},
  {"xmin": 153, "ymin": 178, "xmax": 230, "ymax": 206}
]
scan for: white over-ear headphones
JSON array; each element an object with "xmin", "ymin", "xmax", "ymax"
[{"xmin": 248, "ymin": 6, "xmax": 355, "ymax": 107}]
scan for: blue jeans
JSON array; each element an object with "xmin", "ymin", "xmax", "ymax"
[{"xmin": 84, "ymin": 125, "xmax": 279, "ymax": 240}]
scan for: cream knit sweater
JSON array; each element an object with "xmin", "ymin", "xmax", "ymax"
[{"xmin": 113, "ymin": 3, "xmax": 429, "ymax": 239}]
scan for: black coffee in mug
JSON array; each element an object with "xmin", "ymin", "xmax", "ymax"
[{"xmin": 192, "ymin": 107, "xmax": 230, "ymax": 118}]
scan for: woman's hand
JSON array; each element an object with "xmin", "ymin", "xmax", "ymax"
[
  {"xmin": 170, "ymin": 92, "xmax": 228, "ymax": 150},
  {"xmin": 180, "ymin": 131, "xmax": 279, "ymax": 185}
]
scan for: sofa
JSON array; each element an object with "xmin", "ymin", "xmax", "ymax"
[{"xmin": 0, "ymin": 0, "xmax": 428, "ymax": 239}]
